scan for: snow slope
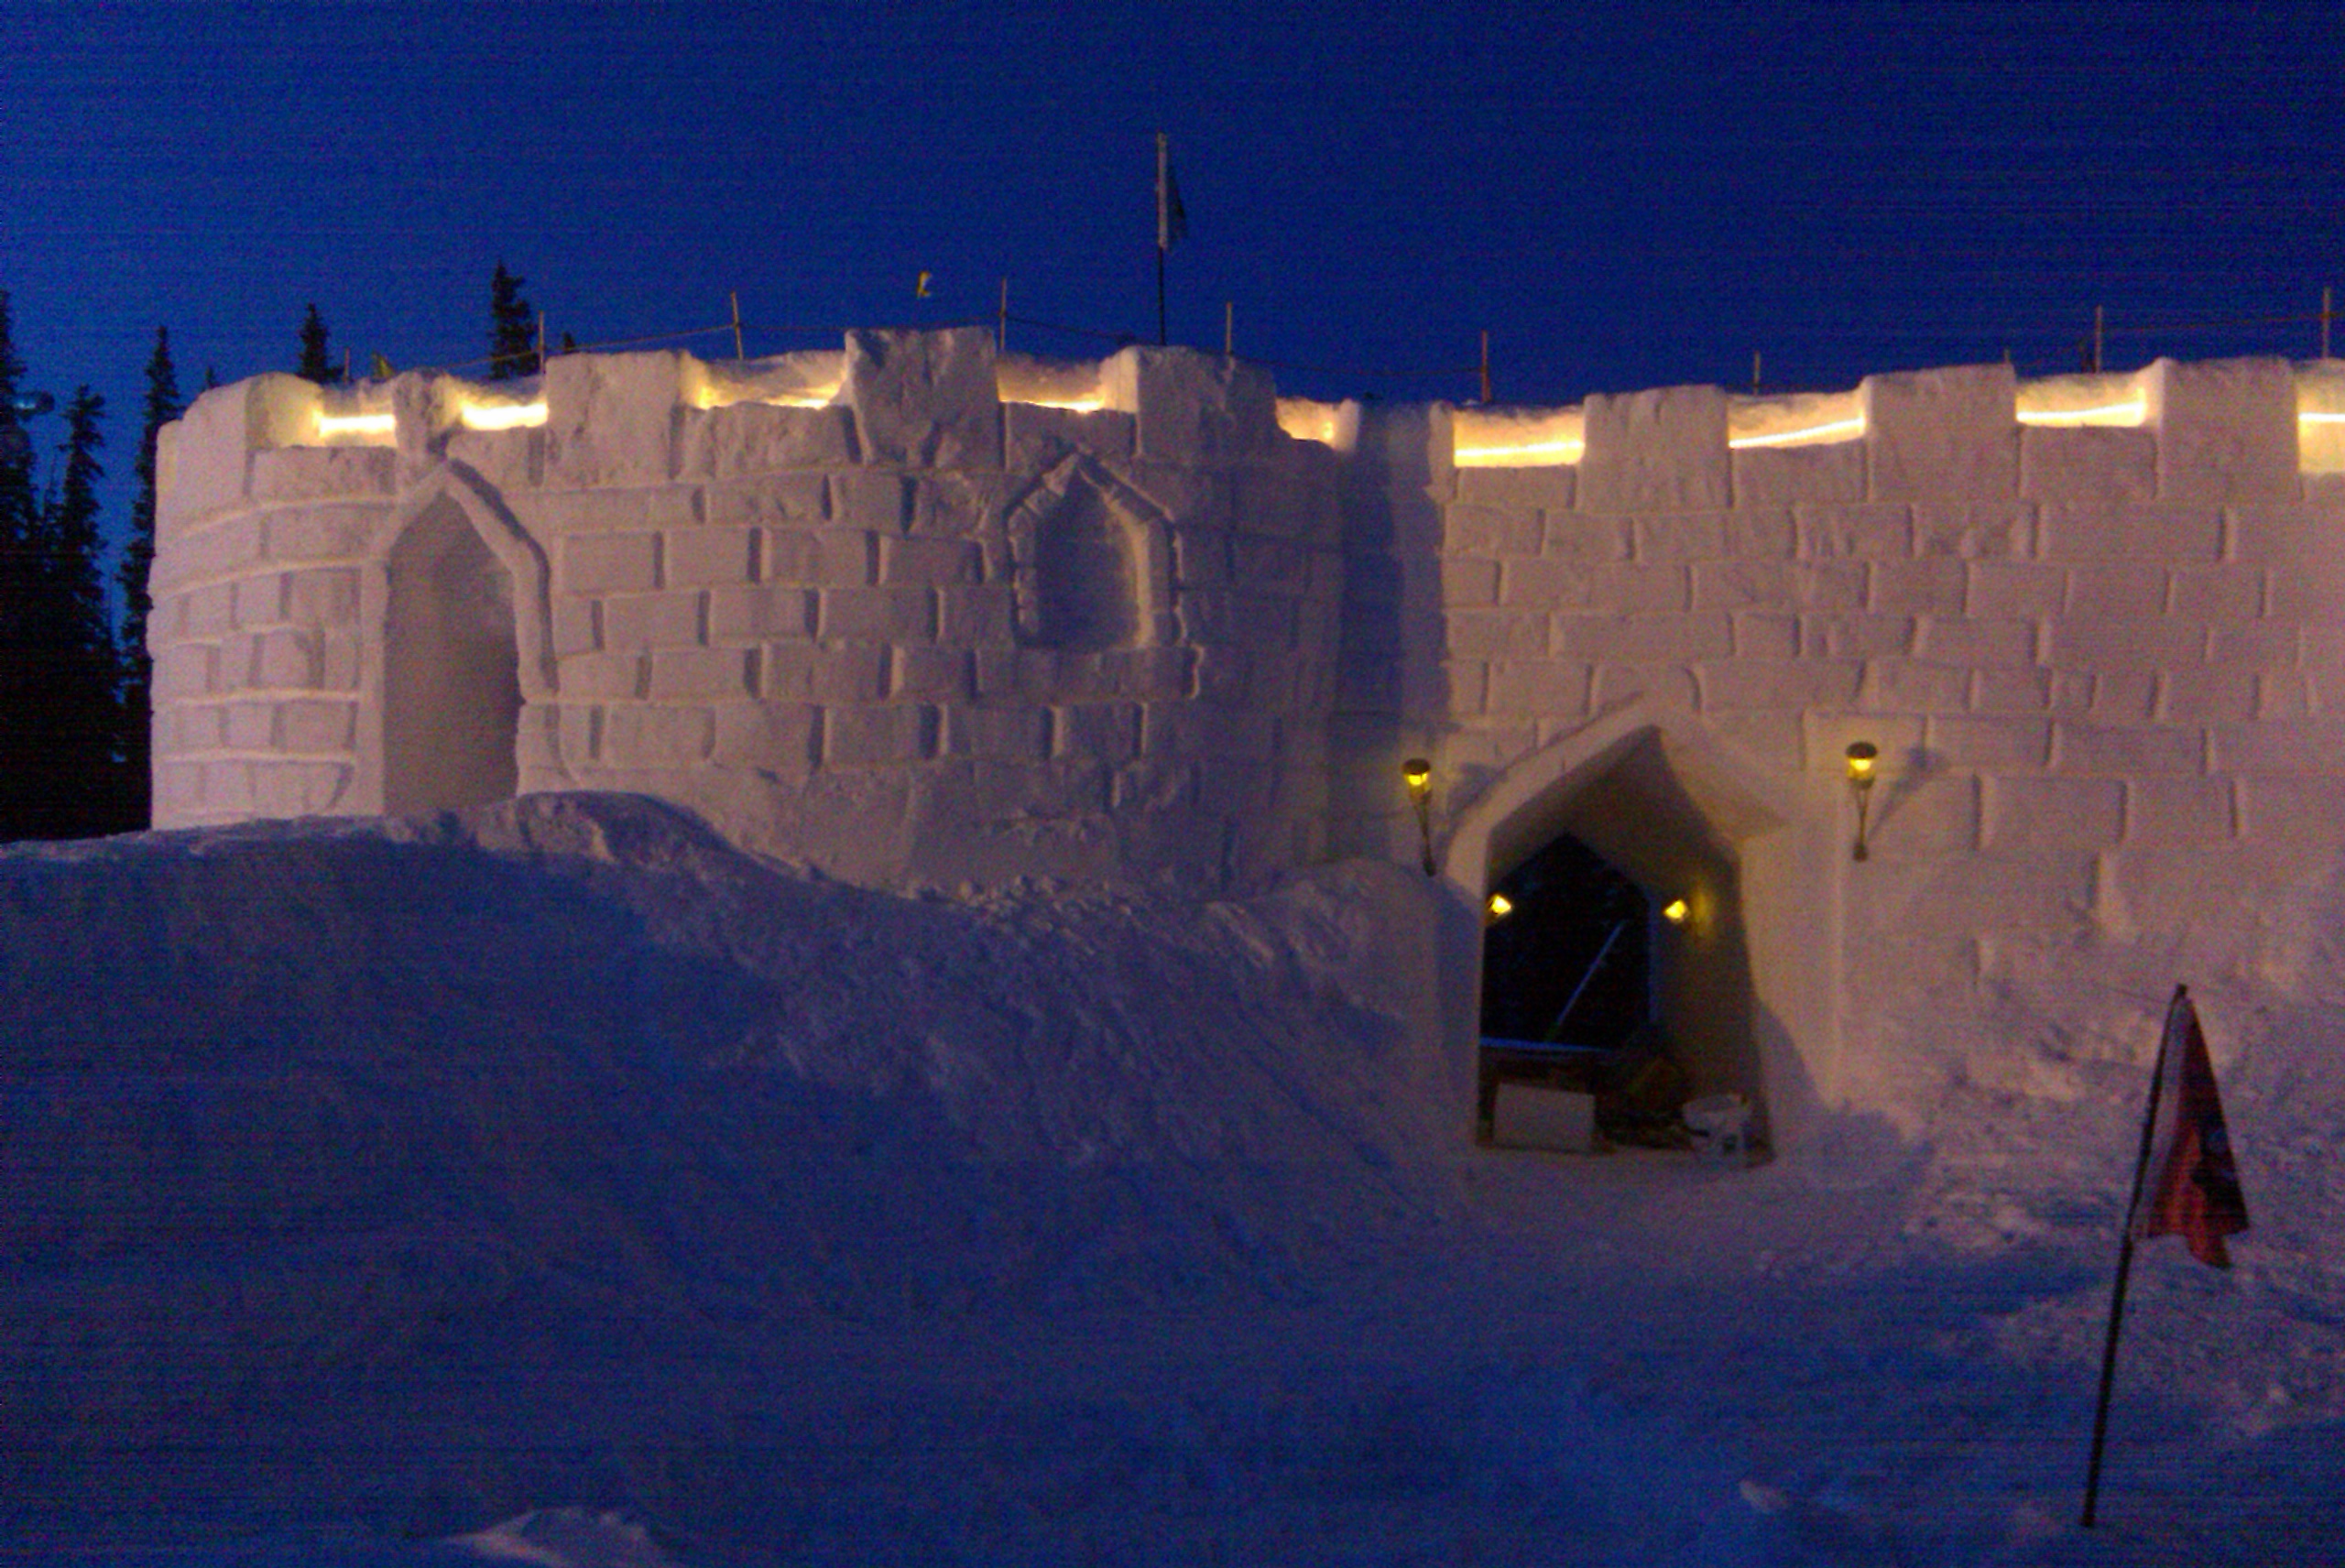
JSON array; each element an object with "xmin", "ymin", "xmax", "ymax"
[{"xmin": 2, "ymin": 794, "xmax": 2341, "ymax": 1566}]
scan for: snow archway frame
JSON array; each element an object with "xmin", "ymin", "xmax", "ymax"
[
  {"xmin": 1433, "ymin": 701, "xmax": 1841, "ymax": 1148},
  {"xmin": 351, "ymin": 462, "xmax": 562, "ymax": 813}
]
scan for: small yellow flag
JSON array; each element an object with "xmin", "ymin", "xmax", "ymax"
[{"xmin": 916, "ymin": 271, "xmax": 933, "ymax": 299}]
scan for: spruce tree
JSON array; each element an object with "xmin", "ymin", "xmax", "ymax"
[
  {"xmin": 488, "ymin": 261, "xmax": 537, "ymax": 380},
  {"xmin": 6, "ymin": 388, "xmax": 118, "ymax": 839},
  {"xmin": 49, "ymin": 391, "xmax": 117, "ymax": 823},
  {"xmin": 119, "ymin": 326, "xmax": 181, "ymax": 827},
  {"xmin": 0, "ymin": 290, "xmax": 42, "ymax": 839},
  {"xmin": 297, "ymin": 303, "xmax": 340, "ymax": 385}
]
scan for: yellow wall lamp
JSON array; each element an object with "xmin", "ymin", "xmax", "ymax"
[
  {"xmin": 1844, "ymin": 741, "xmax": 1879, "ymax": 862},
  {"xmin": 1402, "ymin": 757, "xmax": 1436, "ymax": 876}
]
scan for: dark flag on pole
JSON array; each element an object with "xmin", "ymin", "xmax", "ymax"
[
  {"xmin": 2132, "ymin": 987, "xmax": 2251, "ymax": 1268},
  {"xmin": 2081, "ymin": 983, "xmax": 2252, "ymax": 1527},
  {"xmin": 1156, "ymin": 131, "xmax": 1188, "ymax": 252},
  {"xmin": 1153, "ymin": 131, "xmax": 1186, "ymax": 344}
]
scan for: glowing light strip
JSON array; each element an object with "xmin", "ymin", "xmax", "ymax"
[
  {"xmin": 460, "ymin": 401, "xmax": 548, "ymax": 430},
  {"xmin": 316, "ymin": 411, "xmax": 394, "ymax": 438},
  {"xmin": 1729, "ymin": 416, "xmax": 1865, "ymax": 450},
  {"xmin": 2015, "ymin": 401, "xmax": 2145, "ymax": 427},
  {"xmin": 693, "ymin": 386, "xmax": 840, "ymax": 411},
  {"xmin": 2298, "ymin": 410, "xmax": 2345, "ymax": 425},
  {"xmin": 1454, "ymin": 438, "xmax": 1585, "ymax": 464},
  {"xmin": 1015, "ymin": 395, "xmax": 1107, "ymax": 413}
]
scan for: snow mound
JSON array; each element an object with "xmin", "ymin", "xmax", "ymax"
[
  {"xmin": 0, "ymin": 794, "xmax": 1454, "ymax": 1541},
  {"xmin": 8, "ymin": 793, "xmax": 2345, "ymax": 1565}
]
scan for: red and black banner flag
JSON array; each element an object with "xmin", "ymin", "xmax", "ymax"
[{"xmin": 2131, "ymin": 987, "xmax": 2251, "ymax": 1269}]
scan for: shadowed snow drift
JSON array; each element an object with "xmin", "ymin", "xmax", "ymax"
[{"xmin": 0, "ymin": 794, "xmax": 1450, "ymax": 1536}]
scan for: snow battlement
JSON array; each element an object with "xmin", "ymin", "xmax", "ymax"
[
  {"xmin": 149, "ymin": 331, "xmax": 2345, "ymax": 1129},
  {"xmin": 149, "ymin": 330, "xmax": 1347, "ymax": 892}
]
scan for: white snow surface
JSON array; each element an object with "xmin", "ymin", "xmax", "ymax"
[{"xmin": 3, "ymin": 792, "xmax": 2342, "ymax": 1566}]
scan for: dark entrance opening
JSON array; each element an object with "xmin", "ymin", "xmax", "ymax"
[
  {"xmin": 1479, "ymin": 834, "xmax": 1649, "ymax": 1051},
  {"xmin": 1475, "ymin": 830, "xmax": 1696, "ymax": 1149}
]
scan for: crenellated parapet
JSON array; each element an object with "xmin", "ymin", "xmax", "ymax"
[
  {"xmin": 148, "ymin": 333, "xmax": 2345, "ymax": 1130},
  {"xmin": 1303, "ymin": 354, "xmax": 2345, "ymax": 1126},
  {"xmin": 150, "ymin": 330, "xmax": 1349, "ymax": 891}
]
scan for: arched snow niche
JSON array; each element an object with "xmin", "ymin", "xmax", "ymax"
[
  {"xmin": 1004, "ymin": 456, "xmax": 1175, "ymax": 650},
  {"xmin": 359, "ymin": 466, "xmax": 558, "ymax": 814},
  {"xmin": 1444, "ymin": 706, "xmax": 1805, "ymax": 1151}
]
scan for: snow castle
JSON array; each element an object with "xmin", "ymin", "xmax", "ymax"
[{"xmin": 148, "ymin": 331, "xmax": 2345, "ymax": 1137}]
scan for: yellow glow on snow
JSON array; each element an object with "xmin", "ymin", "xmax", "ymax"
[
  {"xmin": 693, "ymin": 384, "xmax": 840, "ymax": 411},
  {"xmin": 460, "ymin": 400, "xmax": 549, "ymax": 430},
  {"xmin": 1018, "ymin": 395, "xmax": 1107, "ymax": 413},
  {"xmin": 315, "ymin": 411, "xmax": 395, "ymax": 440},
  {"xmin": 1454, "ymin": 436, "xmax": 1586, "ymax": 466},
  {"xmin": 1275, "ymin": 399, "xmax": 1340, "ymax": 445},
  {"xmin": 1452, "ymin": 407, "xmax": 1584, "ymax": 468},
  {"xmin": 2015, "ymin": 400, "xmax": 2146, "ymax": 428},
  {"xmin": 1728, "ymin": 417, "xmax": 1866, "ymax": 450}
]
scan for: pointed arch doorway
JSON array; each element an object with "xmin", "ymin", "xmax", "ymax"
[
  {"xmin": 1442, "ymin": 707, "xmax": 1822, "ymax": 1154},
  {"xmin": 381, "ymin": 495, "xmax": 522, "ymax": 812},
  {"xmin": 354, "ymin": 467, "xmax": 560, "ymax": 818}
]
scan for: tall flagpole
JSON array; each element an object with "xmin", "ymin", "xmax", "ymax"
[
  {"xmin": 1155, "ymin": 132, "xmax": 1170, "ymax": 346},
  {"xmin": 2081, "ymin": 982, "xmax": 2184, "ymax": 1528}
]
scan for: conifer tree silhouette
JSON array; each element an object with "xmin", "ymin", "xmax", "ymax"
[
  {"xmin": 488, "ymin": 261, "xmax": 538, "ymax": 380},
  {"xmin": 119, "ymin": 326, "xmax": 182, "ymax": 826},
  {"xmin": 297, "ymin": 303, "xmax": 341, "ymax": 385}
]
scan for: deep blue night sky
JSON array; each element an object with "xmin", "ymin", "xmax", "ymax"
[{"xmin": 6, "ymin": 1, "xmax": 2345, "ymax": 545}]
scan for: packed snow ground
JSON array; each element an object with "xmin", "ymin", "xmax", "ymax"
[{"xmin": 3, "ymin": 794, "xmax": 2341, "ymax": 1566}]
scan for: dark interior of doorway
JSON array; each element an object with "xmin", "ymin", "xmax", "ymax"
[
  {"xmin": 1477, "ymin": 833, "xmax": 1689, "ymax": 1147},
  {"xmin": 1480, "ymin": 833, "xmax": 1647, "ymax": 1048}
]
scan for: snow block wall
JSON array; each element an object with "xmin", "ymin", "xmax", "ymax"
[
  {"xmin": 150, "ymin": 338, "xmax": 2345, "ymax": 1130},
  {"xmin": 148, "ymin": 331, "xmax": 1344, "ymax": 890},
  {"xmin": 1329, "ymin": 357, "xmax": 2345, "ymax": 1129}
]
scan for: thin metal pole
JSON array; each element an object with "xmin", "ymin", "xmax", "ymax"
[
  {"xmin": 1224, "ymin": 300, "xmax": 1234, "ymax": 358},
  {"xmin": 1479, "ymin": 331, "xmax": 1492, "ymax": 404},
  {"xmin": 536, "ymin": 312, "xmax": 546, "ymax": 371},
  {"xmin": 2081, "ymin": 983, "xmax": 2183, "ymax": 1529},
  {"xmin": 2324, "ymin": 287, "xmax": 2333, "ymax": 361},
  {"xmin": 998, "ymin": 278, "xmax": 1009, "ymax": 354},
  {"xmin": 2094, "ymin": 306, "xmax": 2106, "ymax": 375},
  {"xmin": 1751, "ymin": 350, "xmax": 1761, "ymax": 394},
  {"xmin": 1543, "ymin": 922, "xmax": 1627, "ymax": 1043},
  {"xmin": 729, "ymin": 291, "xmax": 744, "ymax": 361}
]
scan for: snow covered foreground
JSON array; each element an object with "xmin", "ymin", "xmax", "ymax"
[{"xmin": 3, "ymin": 794, "xmax": 2342, "ymax": 1567}]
